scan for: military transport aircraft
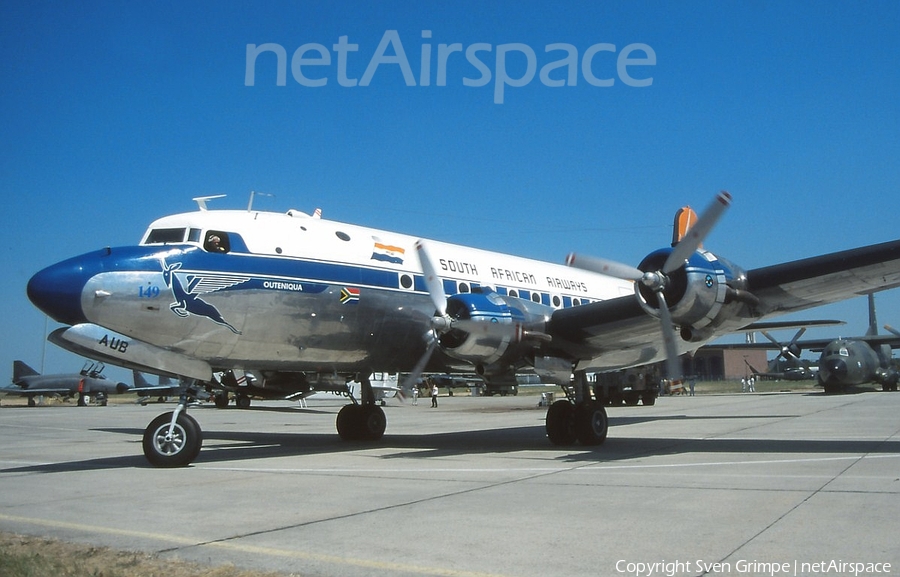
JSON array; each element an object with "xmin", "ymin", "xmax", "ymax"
[
  {"xmin": 25, "ymin": 191, "xmax": 900, "ymax": 467},
  {"xmin": 790, "ymin": 294, "xmax": 900, "ymax": 393},
  {"xmin": 3, "ymin": 360, "xmax": 130, "ymax": 406},
  {"xmin": 722, "ymin": 294, "xmax": 900, "ymax": 392}
]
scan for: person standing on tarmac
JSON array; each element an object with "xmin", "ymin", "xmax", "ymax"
[{"xmin": 431, "ymin": 383, "xmax": 439, "ymax": 408}]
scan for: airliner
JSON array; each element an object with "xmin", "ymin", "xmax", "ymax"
[{"xmin": 26, "ymin": 192, "xmax": 900, "ymax": 466}]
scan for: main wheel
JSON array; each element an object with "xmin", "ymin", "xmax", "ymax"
[
  {"xmin": 359, "ymin": 405, "xmax": 386, "ymax": 440},
  {"xmin": 574, "ymin": 401, "xmax": 608, "ymax": 446},
  {"xmin": 545, "ymin": 400, "xmax": 577, "ymax": 445},
  {"xmin": 143, "ymin": 412, "xmax": 203, "ymax": 467},
  {"xmin": 337, "ymin": 404, "xmax": 362, "ymax": 440}
]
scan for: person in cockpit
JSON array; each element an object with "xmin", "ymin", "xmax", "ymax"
[{"xmin": 206, "ymin": 234, "xmax": 226, "ymax": 253}]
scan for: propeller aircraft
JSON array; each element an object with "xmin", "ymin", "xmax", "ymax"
[
  {"xmin": 724, "ymin": 294, "xmax": 900, "ymax": 392},
  {"xmin": 25, "ymin": 192, "xmax": 900, "ymax": 466}
]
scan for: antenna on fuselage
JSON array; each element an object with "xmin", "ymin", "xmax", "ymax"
[
  {"xmin": 248, "ymin": 190, "xmax": 275, "ymax": 211},
  {"xmin": 193, "ymin": 194, "xmax": 226, "ymax": 211}
]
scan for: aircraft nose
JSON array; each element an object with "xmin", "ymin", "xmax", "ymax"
[
  {"xmin": 821, "ymin": 358, "xmax": 848, "ymax": 383},
  {"xmin": 27, "ymin": 252, "xmax": 98, "ymax": 326}
]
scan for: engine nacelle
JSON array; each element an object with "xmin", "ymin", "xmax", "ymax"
[
  {"xmin": 438, "ymin": 292, "xmax": 551, "ymax": 367},
  {"xmin": 636, "ymin": 247, "xmax": 741, "ymax": 331}
]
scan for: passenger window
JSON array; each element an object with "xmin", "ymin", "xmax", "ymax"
[{"xmin": 204, "ymin": 231, "xmax": 230, "ymax": 253}]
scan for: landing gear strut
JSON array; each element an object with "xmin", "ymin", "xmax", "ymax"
[{"xmin": 336, "ymin": 374, "xmax": 386, "ymax": 441}]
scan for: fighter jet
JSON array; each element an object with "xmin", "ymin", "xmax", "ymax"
[{"xmin": 3, "ymin": 360, "xmax": 130, "ymax": 406}]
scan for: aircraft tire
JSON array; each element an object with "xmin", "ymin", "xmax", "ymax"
[
  {"xmin": 360, "ymin": 405, "xmax": 386, "ymax": 441},
  {"xmin": 337, "ymin": 404, "xmax": 362, "ymax": 440},
  {"xmin": 214, "ymin": 393, "xmax": 229, "ymax": 408},
  {"xmin": 236, "ymin": 395, "xmax": 251, "ymax": 409},
  {"xmin": 143, "ymin": 412, "xmax": 203, "ymax": 468},
  {"xmin": 545, "ymin": 400, "xmax": 577, "ymax": 446},
  {"xmin": 574, "ymin": 401, "xmax": 608, "ymax": 446}
]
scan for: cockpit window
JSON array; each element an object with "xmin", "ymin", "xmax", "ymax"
[
  {"xmin": 188, "ymin": 228, "xmax": 202, "ymax": 243},
  {"xmin": 145, "ymin": 228, "xmax": 186, "ymax": 244},
  {"xmin": 204, "ymin": 230, "xmax": 231, "ymax": 253}
]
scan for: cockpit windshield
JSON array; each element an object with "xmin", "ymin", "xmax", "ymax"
[
  {"xmin": 144, "ymin": 228, "xmax": 186, "ymax": 244},
  {"xmin": 142, "ymin": 224, "xmax": 238, "ymax": 253},
  {"xmin": 143, "ymin": 227, "xmax": 204, "ymax": 246}
]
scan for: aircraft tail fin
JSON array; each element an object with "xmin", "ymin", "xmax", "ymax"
[
  {"xmin": 866, "ymin": 293, "xmax": 878, "ymax": 336},
  {"xmin": 672, "ymin": 206, "xmax": 700, "ymax": 247},
  {"xmin": 743, "ymin": 358, "xmax": 763, "ymax": 375},
  {"xmin": 132, "ymin": 370, "xmax": 152, "ymax": 388},
  {"xmin": 13, "ymin": 360, "xmax": 40, "ymax": 380}
]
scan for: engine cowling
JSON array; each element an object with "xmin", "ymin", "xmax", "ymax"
[
  {"xmin": 635, "ymin": 247, "xmax": 740, "ymax": 337},
  {"xmin": 438, "ymin": 292, "xmax": 551, "ymax": 367}
]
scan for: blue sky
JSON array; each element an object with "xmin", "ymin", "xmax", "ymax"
[{"xmin": 3, "ymin": 1, "xmax": 899, "ymax": 380}]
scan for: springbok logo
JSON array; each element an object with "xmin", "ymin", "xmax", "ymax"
[{"xmin": 161, "ymin": 260, "xmax": 243, "ymax": 334}]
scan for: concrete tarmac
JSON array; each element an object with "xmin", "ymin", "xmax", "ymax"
[{"xmin": 1, "ymin": 390, "xmax": 898, "ymax": 577}]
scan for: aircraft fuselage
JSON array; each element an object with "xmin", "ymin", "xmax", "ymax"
[
  {"xmin": 28, "ymin": 208, "xmax": 636, "ymax": 381},
  {"xmin": 817, "ymin": 338, "xmax": 898, "ymax": 392}
]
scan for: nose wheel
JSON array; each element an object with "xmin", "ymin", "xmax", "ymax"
[{"xmin": 143, "ymin": 409, "xmax": 203, "ymax": 467}]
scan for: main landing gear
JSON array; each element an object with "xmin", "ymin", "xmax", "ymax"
[
  {"xmin": 336, "ymin": 374, "xmax": 386, "ymax": 441},
  {"xmin": 545, "ymin": 371, "xmax": 609, "ymax": 447}
]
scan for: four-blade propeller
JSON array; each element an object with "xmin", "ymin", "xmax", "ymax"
[{"xmin": 760, "ymin": 328, "xmax": 806, "ymax": 363}]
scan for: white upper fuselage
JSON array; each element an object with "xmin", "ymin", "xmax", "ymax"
[{"xmin": 141, "ymin": 208, "xmax": 634, "ymax": 308}]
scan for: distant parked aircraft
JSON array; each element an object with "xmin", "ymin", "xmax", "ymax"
[{"xmin": 3, "ymin": 360, "xmax": 129, "ymax": 406}]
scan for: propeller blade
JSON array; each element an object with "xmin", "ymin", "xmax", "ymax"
[
  {"xmin": 759, "ymin": 330, "xmax": 782, "ymax": 347},
  {"xmin": 565, "ymin": 253, "xmax": 642, "ymax": 281},
  {"xmin": 789, "ymin": 327, "xmax": 807, "ymax": 345},
  {"xmin": 415, "ymin": 240, "xmax": 447, "ymax": 317},
  {"xmin": 400, "ymin": 336, "xmax": 438, "ymax": 392},
  {"xmin": 654, "ymin": 289, "xmax": 682, "ymax": 382},
  {"xmin": 760, "ymin": 329, "xmax": 802, "ymax": 362},
  {"xmin": 884, "ymin": 324, "xmax": 900, "ymax": 338},
  {"xmin": 663, "ymin": 191, "xmax": 732, "ymax": 274}
]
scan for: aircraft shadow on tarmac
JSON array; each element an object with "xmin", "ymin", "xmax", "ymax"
[{"xmin": 2, "ymin": 413, "xmax": 898, "ymax": 474}]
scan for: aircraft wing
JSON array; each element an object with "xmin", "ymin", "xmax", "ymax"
[
  {"xmin": 746, "ymin": 239, "xmax": 900, "ymax": 316},
  {"xmin": 709, "ymin": 334, "xmax": 900, "ymax": 353},
  {"xmin": 547, "ymin": 239, "xmax": 900, "ymax": 368},
  {"xmin": 132, "ymin": 385, "xmax": 183, "ymax": 396},
  {"xmin": 1, "ymin": 385, "xmax": 73, "ymax": 396}
]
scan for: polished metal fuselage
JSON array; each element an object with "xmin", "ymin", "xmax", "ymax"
[{"xmin": 30, "ymin": 208, "xmax": 630, "ymax": 377}]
